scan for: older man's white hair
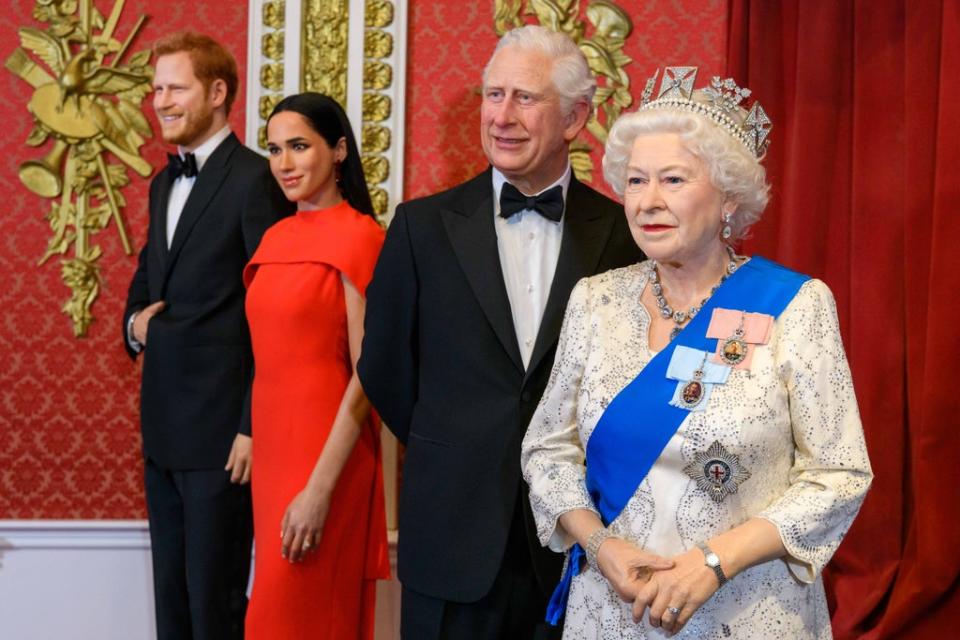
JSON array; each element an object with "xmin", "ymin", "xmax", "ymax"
[{"xmin": 482, "ymin": 25, "xmax": 596, "ymax": 117}]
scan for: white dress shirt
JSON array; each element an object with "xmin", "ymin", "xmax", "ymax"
[
  {"xmin": 166, "ymin": 125, "xmax": 232, "ymax": 247},
  {"xmin": 492, "ymin": 165, "xmax": 570, "ymax": 369}
]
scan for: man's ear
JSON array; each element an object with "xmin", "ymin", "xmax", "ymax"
[
  {"xmin": 207, "ymin": 78, "xmax": 228, "ymax": 110},
  {"xmin": 563, "ymin": 101, "xmax": 591, "ymax": 142}
]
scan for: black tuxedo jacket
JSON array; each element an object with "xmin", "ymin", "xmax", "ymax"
[
  {"xmin": 358, "ymin": 169, "xmax": 643, "ymax": 602},
  {"xmin": 123, "ymin": 133, "xmax": 293, "ymax": 470}
]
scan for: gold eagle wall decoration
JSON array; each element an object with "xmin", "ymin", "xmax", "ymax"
[{"xmin": 5, "ymin": 0, "xmax": 154, "ymax": 336}]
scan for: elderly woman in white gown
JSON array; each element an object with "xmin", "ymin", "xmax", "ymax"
[{"xmin": 521, "ymin": 67, "xmax": 872, "ymax": 639}]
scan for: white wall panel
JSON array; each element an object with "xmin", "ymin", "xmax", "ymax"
[{"xmin": 0, "ymin": 521, "xmax": 399, "ymax": 639}]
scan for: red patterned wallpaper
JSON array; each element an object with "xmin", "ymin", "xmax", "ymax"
[
  {"xmin": 0, "ymin": 1, "xmax": 251, "ymax": 519},
  {"xmin": 1, "ymin": 0, "xmax": 726, "ymax": 519}
]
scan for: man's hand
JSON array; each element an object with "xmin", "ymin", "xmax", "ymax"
[
  {"xmin": 225, "ymin": 434, "xmax": 252, "ymax": 484},
  {"xmin": 132, "ymin": 300, "xmax": 166, "ymax": 345}
]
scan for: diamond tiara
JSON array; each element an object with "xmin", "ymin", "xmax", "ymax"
[{"xmin": 639, "ymin": 67, "xmax": 772, "ymax": 158}]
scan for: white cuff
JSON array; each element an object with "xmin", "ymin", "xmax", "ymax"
[{"xmin": 127, "ymin": 312, "xmax": 143, "ymax": 353}]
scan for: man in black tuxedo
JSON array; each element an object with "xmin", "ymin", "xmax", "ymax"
[
  {"xmin": 122, "ymin": 32, "xmax": 292, "ymax": 640},
  {"xmin": 358, "ymin": 25, "xmax": 643, "ymax": 639}
]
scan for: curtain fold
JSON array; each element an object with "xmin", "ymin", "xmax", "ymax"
[{"xmin": 726, "ymin": 1, "xmax": 959, "ymax": 638}]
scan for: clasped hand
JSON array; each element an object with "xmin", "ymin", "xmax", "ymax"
[{"xmin": 597, "ymin": 540, "xmax": 721, "ymax": 635}]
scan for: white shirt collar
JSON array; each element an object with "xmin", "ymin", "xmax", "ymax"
[
  {"xmin": 491, "ymin": 163, "xmax": 572, "ymax": 220},
  {"xmin": 177, "ymin": 125, "xmax": 232, "ymax": 174}
]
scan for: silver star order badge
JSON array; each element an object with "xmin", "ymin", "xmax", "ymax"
[{"xmin": 683, "ymin": 441, "xmax": 752, "ymax": 503}]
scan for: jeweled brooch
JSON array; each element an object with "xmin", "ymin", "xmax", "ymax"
[{"xmin": 683, "ymin": 440, "xmax": 752, "ymax": 503}]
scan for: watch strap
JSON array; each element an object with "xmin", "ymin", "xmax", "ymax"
[{"xmin": 696, "ymin": 541, "xmax": 728, "ymax": 586}]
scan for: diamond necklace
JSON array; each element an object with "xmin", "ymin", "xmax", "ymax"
[{"xmin": 648, "ymin": 246, "xmax": 742, "ymax": 341}]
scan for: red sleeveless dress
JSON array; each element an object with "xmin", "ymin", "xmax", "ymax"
[{"xmin": 243, "ymin": 202, "xmax": 389, "ymax": 639}]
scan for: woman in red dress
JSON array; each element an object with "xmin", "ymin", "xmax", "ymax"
[{"xmin": 243, "ymin": 93, "xmax": 389, "ymax": 639}]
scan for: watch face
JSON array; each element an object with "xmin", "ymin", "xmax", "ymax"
[{"xmin": 706, "ymin": 552, "xmax": 720, "ymax": 567}]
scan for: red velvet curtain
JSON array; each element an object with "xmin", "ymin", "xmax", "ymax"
[{"xmin": 726, "ymin": 1, "xmax": 960, "ymax": 637}]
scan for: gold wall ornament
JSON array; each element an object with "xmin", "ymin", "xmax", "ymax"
[
  {"xmin": 257, "ymin": 2, "xmax": 285, "ymax": 150},
  {"xmin": 360, "ymin": 154, "xmax": 388, "ymax": 184},
  {"xmin": 364, "ymin": 0, "xmax": 393, "ymax": 27},
  {"xmin": 361, "ymin": 0, "xmax": 395, "ymax": 218},
  {"xmin": 363, "ymin": 60, "xmax": 392, "ymax": 90},
  {"xmin": 494, "ymin": 0, "xmax": 525, "ymax": 34},
  {"xmin": 363, "ymin": 30, "xmax": 392, "ymax": 59},
  {"xmin": 368, "ymin": 187, "xmax": 388, "ymax": 218},
  {"xmin": 262, "ymin": 31, "xmax": 284, "ymax": 61},
  {"xmin": 361, "ymin": 123, "xmax": 390, "ymax": 153},
  {"xmin": 301, "ymin": 0, "xmax": 348, "ymax": 103},
  {"xmin": 260, "ymin": 62, "xmax": 284, "ymax": 92},
  {"xmin": 5, "ymin": 0, "xmax": 154, "ymax": 337},
  {"xmin": 493, "ymin": 0, "xmax": 634, "ymax": 183},
  {"xmin": 263, "ymin": 1, "xmax": 286, "ymax": 29},
  {"xmin": 362, "ymin": 92, "xmax": 391, "ymax": 122}
]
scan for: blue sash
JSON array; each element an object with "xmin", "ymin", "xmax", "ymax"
[{"xmin": 546, "ymin": 257, "xmax": 809, "ymax": 625}]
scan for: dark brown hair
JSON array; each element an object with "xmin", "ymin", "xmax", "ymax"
[{"xmin": 153, "ymin": 32, "xmax": 239, "ymax": 114}]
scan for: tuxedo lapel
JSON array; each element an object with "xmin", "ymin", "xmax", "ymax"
[
  {"xmin": 163, "ymin": 134, "xmax": 239, "ymax": 284},
  {"xmin": 152, "ymin": 168, "xmax": 174, "ymax": 269},
  {"xmin": 524, "ymin": 177, "xmax": 616, "ymax": 383},
  {"xmin": 441, "ymin": 172, "xmax": 525, "ymax": 374}
]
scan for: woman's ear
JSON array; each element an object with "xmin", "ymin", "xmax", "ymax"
[
  {"xmin": 335, "ymin": 137, "xmax": 348, "ymax": 163},
  {"xmin": 722, "ymin": 199, "xmax": 738, "ymax": 218}
]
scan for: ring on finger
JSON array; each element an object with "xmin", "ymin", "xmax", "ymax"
[{"xmin": 666, "ymin": 606, "xmax": 681, "ymax": 616}]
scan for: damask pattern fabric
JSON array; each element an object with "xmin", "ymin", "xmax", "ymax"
[{"xmin": 522, "ymin": 262, "xmax": 872, "ymax": 639}]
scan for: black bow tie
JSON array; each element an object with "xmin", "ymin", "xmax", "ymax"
[
  {"xmin": 499, "ymin": 183, "xmax": 564, "ymax": 222},
  {"xmin": 168, "ymin": 152, "xmax": 198, "ymax": 179}
]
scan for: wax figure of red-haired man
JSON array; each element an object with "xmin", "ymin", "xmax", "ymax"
[{"xmin": 122, "ymin": 32, "xmax": 292, "ymax": 640}]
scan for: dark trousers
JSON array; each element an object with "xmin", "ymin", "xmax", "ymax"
[
  {"xmin": 144, "ymin": 457, "xmax": 253, "ymax": 640},
  {"xmin": 400, "ymin": 498, "xmax": 561, "ymax": 640}
]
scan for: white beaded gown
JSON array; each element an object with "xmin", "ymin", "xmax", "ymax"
[{"xmin": 521, "ymin": 261, "xmax": 872, "ymax": 640}]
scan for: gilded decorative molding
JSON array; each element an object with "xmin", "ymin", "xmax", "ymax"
[
  {"xmin": 4, "ymin": 0, "xmax": 153, "ymax": 336},
  {"xmin": 260, "ymin": 63, "xmax": 284, "ymax": 91},
  {"xmin": 262, "ymin": 30, "xmax": 284, "ymax": 60},
  {"xmin": 301, "ymin": 0, "xmax": 348, "ymax": 103},
  {"xmin": 257, "ymin": 1, "xmax": 286, "ymax": 149},
  {"xmin": 263, "ymin": 0, "xmax": 286, "ymax": 28},
  {"xmin": 494, "ymin": 0, "xmax": 525, "ymax": 33},
  {"xmin": 361, "ymin": 123, "xmax": 390, "ymax": 153},
  {"xmin": 365, "ymin": 0, "xmax": 393, "ymax": 27},
  {"xmin": 362, "ymin": 0, "xmax": 394, "ymax": 218},
  {"xmin": 363, "ymin": 60, "xmax": 392, "ymax": 90},
  {"xmin": 361, "ymin": 93, "xmax": 391, "ymax": 122},
  {"xmin": 493, "ymin": 0, "xmax": 634, "ymax": 183},
  {"xmin": 363, "ymin": 30, "xmax": 393, "ymax": 59}
]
